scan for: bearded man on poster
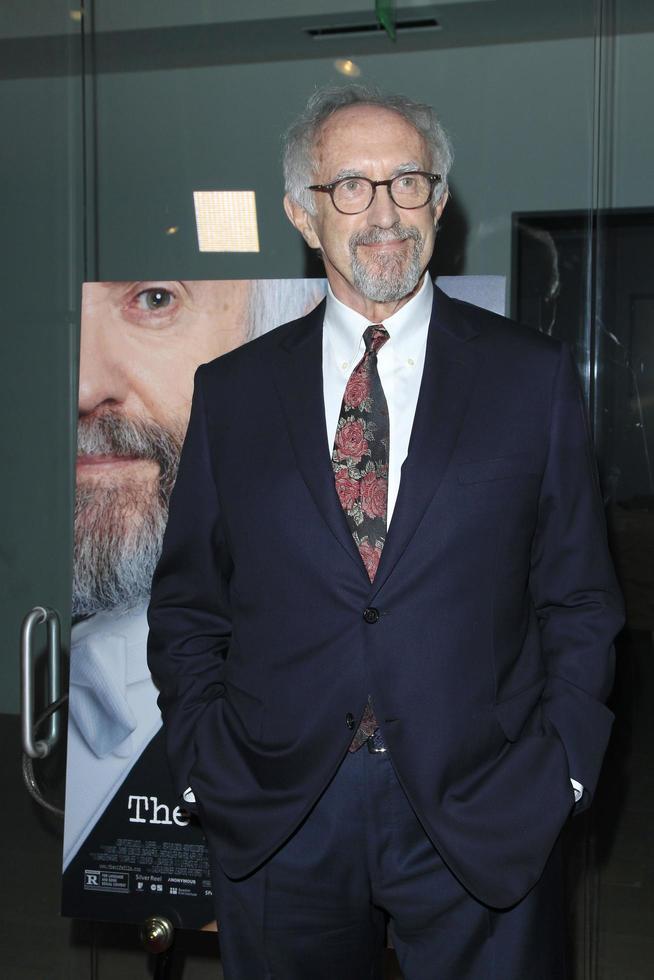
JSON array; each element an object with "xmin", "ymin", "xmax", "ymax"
[{"xmin": 148, "ymin": 86, "xmax": 623, "ymax": 979}]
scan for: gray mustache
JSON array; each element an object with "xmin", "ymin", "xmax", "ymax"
[
  {"xmin": 77, "ymin": 412, "xmax": 181, "ymax": 462},
  {"xmin": 350, "ymin": 224, "xmax": 423, "ymax": 248}
]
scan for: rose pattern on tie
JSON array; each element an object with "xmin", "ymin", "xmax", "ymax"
[{"xmin": 332, "ymin": 324, "xmax": 390, "ymax": 582}]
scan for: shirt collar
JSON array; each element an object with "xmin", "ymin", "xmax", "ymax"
[
  {"xmin": 71, "ymin": 603, "xmax": 150, "ymax": 685},
  {"xmin": 324, "ymin": 273, "xmax": 433, "ymax": 370}
]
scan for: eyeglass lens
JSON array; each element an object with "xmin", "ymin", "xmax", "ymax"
[{"xmin": 334, "ymin": 173, "xmax": 433, "ymax": 213}]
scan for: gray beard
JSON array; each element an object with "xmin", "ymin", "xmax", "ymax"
[
  {"xmin": 349, "ymin": 223, "xmax": 425, "ymax": 303},
  {"xmin": 73, "ymin": 413, "xmax": 183, "ymax": 617}
]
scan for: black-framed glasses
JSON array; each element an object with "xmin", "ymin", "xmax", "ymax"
[{"xmin": 307, "ymin": 171, "xmax": 442, "ymax": 215}]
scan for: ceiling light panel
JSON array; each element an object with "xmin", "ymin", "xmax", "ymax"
[{"xmin": 193, "ymin": 190, "xmax": 260, "ymax": 253}]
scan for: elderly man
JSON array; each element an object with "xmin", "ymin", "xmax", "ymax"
[{"xmin": 148, "ymin": 87, "xmax": 623, "ymax": 979}]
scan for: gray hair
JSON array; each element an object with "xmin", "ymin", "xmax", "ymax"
[
  {"xmin": 283, "ymin": 85, "xmax": 453, "ymax": 214},
  {"xmin": 246, "ymin": 278, "xmax": 327, "ymax": 340}
]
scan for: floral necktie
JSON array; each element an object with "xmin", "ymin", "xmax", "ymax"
[
  {"xmin": 332, "ymin": 324, "xmax": 390, "ymax": 579},
  {"xmin": 332, "ymin": 324, "xmax": 389, "ymax": 751}
]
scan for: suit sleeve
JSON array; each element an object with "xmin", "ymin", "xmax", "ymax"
[
  {"xmin": 147, "ymin": 365, "xmax": 231, "ymax": 800},
  {"xmin": 530, "ymin": 343, "xmax": 624, "ymax": 809}
]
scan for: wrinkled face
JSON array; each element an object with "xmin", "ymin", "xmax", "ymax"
[
  {"xmin": 74, "ymin": 280, "xmax": 249, "ymax": 615},
  {"xmin": 287, "ymin": 105, "xmax": 447, "ymax": 312}
]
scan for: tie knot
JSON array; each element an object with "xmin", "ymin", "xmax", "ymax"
[{"xmin": 363, "ymin": 324, "xmax": 389, "ymax": 355}]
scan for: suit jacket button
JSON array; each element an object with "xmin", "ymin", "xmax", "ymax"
[
  {"xmin": 363, "ymin": 607, "xmax": 380, "ymax": 624},
  {"xmin": 346, "ymin": 713, "xmax": 355, "ymax": 730}
]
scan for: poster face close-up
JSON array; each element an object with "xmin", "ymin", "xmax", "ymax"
[{"xmin": 62, "ymin": 278, "xmax": 327, "ymax": 927}]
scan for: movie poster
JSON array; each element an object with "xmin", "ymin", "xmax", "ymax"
[
  {"xmin": 62, "ymin": 275, "xmax": 504, "ymax": 927},
  {"xmin": 62, "ymin": 278, "xmax": 327, "ymax": 927}
]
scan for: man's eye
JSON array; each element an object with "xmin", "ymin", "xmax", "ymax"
[
  {"xmin": 136, "ymin": 288, "xmax": 174, "ymax": 312},
  {"xmin": 397, "ymin": 175, "xmax": 417, "ymax": 189},
  {"xmin": 340, "ymin": 179, "xmax": 364, "ymax": 195}
]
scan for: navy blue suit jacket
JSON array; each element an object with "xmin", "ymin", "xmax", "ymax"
[{"xmin": 147, "ymin": 286, "xmax": 623, "ymax": 909}]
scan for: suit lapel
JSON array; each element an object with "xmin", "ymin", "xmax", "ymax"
[
  {"xmin": 269, "ymin": 300, "xmax": 365, "ymax": 572},
  {"xmin": 270, "ymin": 287, "xmax": 482, "ymax": 584},
  {"xmin": 370, "ymin": 287, "xmax": 481, "ymax": 595}
]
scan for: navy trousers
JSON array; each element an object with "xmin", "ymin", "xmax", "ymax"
[{"xmin": 210, "ymin": 747, "xmax": 567, "ymax": 980}]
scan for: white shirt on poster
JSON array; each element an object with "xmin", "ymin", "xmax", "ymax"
[{"xmin": 63, "ymin": 604, "xmax": 161, "ymax": 868}]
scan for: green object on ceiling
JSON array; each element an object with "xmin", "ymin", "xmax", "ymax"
[{"xmin": 375, "ymin": 0, "xmax": 397, "ymax": 42}]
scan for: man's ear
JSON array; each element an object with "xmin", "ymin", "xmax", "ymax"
[
  {"xmin": 284, "ymin": 195, "xmax": 321, "ymax": 250},
  {"xmin": 433, "ymin": 190, "xmax": 449, "ymax": 225}
]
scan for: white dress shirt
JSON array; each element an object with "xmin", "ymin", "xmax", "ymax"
[{"xmin": 323, "ymin": 274, "xmax": 433, "ymax": 526}]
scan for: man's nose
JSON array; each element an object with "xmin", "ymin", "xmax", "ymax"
[
  {"xmin": 366, "ymin": 183, "xmax": 401, "ymax": 228},
  {"xmin": 78, "ymin": 320, "xmax": 130, "ymax": 416}
]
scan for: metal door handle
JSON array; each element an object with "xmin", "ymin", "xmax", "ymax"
[{"xmin": 20, "ymin": 606, "xmax": 62, "ymax": 758}]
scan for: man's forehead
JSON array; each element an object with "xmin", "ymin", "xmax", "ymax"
[
  {"xmin": 313, "ymin": 104, "xmax": 426, "ymax": 170},
  {"xmin": 317, "ymin": 103, "xmax": 419, "ymax": 139}
]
